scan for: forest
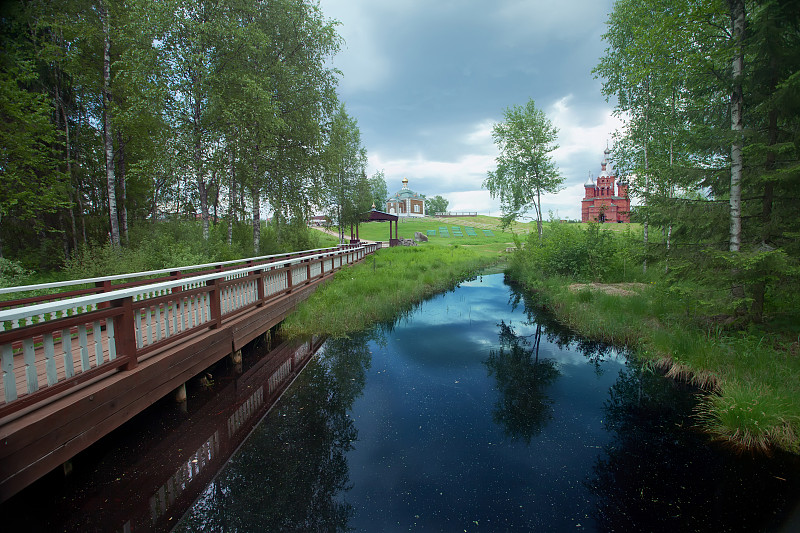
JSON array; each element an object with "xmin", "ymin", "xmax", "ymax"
[
  {"xmin": 594, "ymin": 0, "xmax": 800, "ymax": 326},
  {"xmin": 0, "ymin": 0, "xmax": 384, "ymax": 273}
]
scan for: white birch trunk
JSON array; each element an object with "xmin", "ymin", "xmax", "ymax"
[
  {"xmin": 252, "ymin": 183, "xmax": 260, "ymax": 255},
  {"xmin": 101, "ymin": 1, "xmax": 120, "ymax": 247},
  {"xmin": 729, "ymin": 0, "xmax": 744, "ymax": 253}
]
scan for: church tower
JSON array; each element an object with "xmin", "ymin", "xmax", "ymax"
[{"xmin": 581, "ymin": 148, "xmax": 630, "ymax": 223}]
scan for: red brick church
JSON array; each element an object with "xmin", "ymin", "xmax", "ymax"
[{"xmin": 581, "ymin": 147, "xmax": 630, "ymax": 223}]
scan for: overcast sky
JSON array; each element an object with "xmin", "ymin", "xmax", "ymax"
[{"xmin": 318, "ymin": 0, "xmax": 622, "ymax": 221}]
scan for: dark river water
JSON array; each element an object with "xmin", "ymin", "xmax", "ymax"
[
  {"xmin": 173, "ymin": 273, "xmax": 800, "ymax": 532},
  {"xmin": 3, "ymin": 273, "xmax": 799, "ymax": 531}
]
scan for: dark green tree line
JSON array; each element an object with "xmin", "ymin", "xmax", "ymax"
[{"xmin": 595, "ymin": 0, "xmax": 800, "ymax": 323}]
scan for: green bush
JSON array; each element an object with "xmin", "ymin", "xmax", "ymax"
[
  {"xmin": 0, "ymin": 257, "xmax": 33, "ymax": 287},
  {"xmin": 511, "ymin": 222, "xmax": 646, "ymax": 283}
]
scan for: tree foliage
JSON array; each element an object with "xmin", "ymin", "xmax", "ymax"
[
  {"xmin": 368, "ymin": 169, "xmax": 388, "ymax": 209},
  {"xmin": 322, "ymin": 104, "xmax": 368, "ymax": 242},
  {"xmin": 595, "ymin": 0, "xmax": 800, "ymax": 323},
  {"xmin": 0, "ymin": 0, "xmax": 353, "ymax": 268},
  {"xmin": 425, "ymin": 195, "xmax": 449, "ymax": 216},
  {"xmin": 483, "ymin": 99, "xmax": 563, "ymax": 237}
]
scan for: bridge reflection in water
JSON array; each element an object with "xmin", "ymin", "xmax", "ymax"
[
  {"xmin": 0, "ymin": 336, "xmax": 325, "ymax": 532},
  {"xmin": 0, "ymin": 244, "xmax": 376, "ymax": 500}
]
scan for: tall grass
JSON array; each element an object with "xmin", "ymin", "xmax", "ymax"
[
  {"xmin": 507, "ymin": 224, "xmax": 800, "ymax": 454},
  {"xmin": 0, "ymin": 220, "xmax": 336, "ymax": 304},
  {"xmin": 59, "ymin": 219, "xmax": 332, "ymax": 279}
]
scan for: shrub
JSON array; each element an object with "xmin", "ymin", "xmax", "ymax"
[
  {"xmin": 512, "ymin": 222, "xmax": 646, "ymax": 283},
  {"xmin": 0, "ymin": 257, "xmax": 33, "ymax": 287}
]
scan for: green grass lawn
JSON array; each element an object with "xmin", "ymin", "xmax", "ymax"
[
  {"xmin": 333, "ymin": 216, "xmax": 525, "ymax": 247},
  {"xmin": 332, "ymin": 217, "xmax": 646, "ymax": 249}
]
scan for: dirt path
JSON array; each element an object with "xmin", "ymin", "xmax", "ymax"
[{"xmin": 568, "ymin": 282, "xmax": 648, "ymax": 297}]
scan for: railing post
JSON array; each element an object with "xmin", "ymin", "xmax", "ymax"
[
  {"xmin": 170, "ymin": 270, "xmax": 183, "ymax": 294},
  {"xmin": 306, "ymin": 261, "xmax": 311, "ymax": 285},
  {"xmin": 96, "ymin": 280, "xmax": 112, "ymax": 309},
  {"xmin": 114, "ymin": 296, "xmax": 138, "ymax": 371},
  {"xmin": 255, "ymin": 269, "xmax": 265, "ymax": 306},
  {"xmin": 287, "ymin": 267, "xmax": 293, "ymax": 293},
  {"xmin": 208, "ymin": 278, "xmax": 222, "ymax": 328}
]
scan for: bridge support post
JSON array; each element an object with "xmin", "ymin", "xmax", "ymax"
[
  {"xmin": 174, "ymin": 382, "xmax": 187, "ymax": 403},
  {"xmin": 259, "ymin": 329, "xmax": 271, "ymax": 350},
  {"xmin": 231, "ymin": 349, "xmax": 243, "ymax": 374}
]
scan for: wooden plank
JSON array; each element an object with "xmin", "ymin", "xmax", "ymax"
[
  {"xmin": 43, "ymin": 334, "xmax": 56, "ymax": 386},
  {"xmin": 106, "ymin": 318, "xmax": 116, "ymax": 361},
  {"xmin": 23, "ymin": 339, "xmax": 37, "ymax": 394},
  {"xmin": 61, "ymin": 328, "xmax": 74, "ymax": 379},
  {"xmin": 78, "ymin": 324, "xmax": 90, "ymax": 372},
  {"xmin": 93, "ymin": 320, "xmax": 103, "ymax": 366}
]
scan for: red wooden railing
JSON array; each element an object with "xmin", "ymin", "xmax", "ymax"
[{"xmin": 0, "ymin": 244, "xmax": 378, "ymax": 419}]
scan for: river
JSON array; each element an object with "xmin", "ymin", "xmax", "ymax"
[
  {"xmin": 175, "ymin": 273, "xmax": 799, "ymax": 531},
  {"xmin": 2, "ymin": 273, "xmax": 799, "ymax": 531}
]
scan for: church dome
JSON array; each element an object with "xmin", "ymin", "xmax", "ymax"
[{"xmin": 584, "ymin": 176, "xmax": 595, "ymax": 187}]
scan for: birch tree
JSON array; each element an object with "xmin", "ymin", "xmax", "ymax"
[{"xmin": 483, "ymin": 99, "xmax": 562, "ymax": 240}]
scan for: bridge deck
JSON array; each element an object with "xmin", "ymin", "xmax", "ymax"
[{"xmin": 0, "ymin": 244, "xmax": 377, "ymax": 501}]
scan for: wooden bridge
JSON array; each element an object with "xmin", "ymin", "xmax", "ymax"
[{"xmin": 0, "ymin": 243, "xmax": 378, "ymax": 501}]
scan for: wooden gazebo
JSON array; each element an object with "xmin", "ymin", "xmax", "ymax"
[{"xmin": 349, "ymin": 209, "xmax": 400, "ymax": 247}]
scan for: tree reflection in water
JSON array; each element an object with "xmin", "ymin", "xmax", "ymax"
[
  {"xmin": 588, "ymin": 361, "xmax": 800, "ymax": 531},
  {"xmin": 506, "ymin": 280, "xmax": 618, "ymax": 375},
  {"xmin": 485, "ymin": 320, "xmax": 561, "ymax": 444},
  {"xmin": 176, "ymin": 334, "xmax": 373, "ymax": 532}
]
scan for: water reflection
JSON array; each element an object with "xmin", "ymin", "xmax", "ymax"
[
  {"xmin": 175, "ymin": 334, "xmax": 373, "ymax": 532},
  {"xmin": 506, "ymin": 281, "xmax": 619, "ymax": 375},
  {"xmin": 174, "ymin": 273, "xmax": 800, "ymax": 531},
  {"xmin": 485, "ymin": 321, "xmax": 560, "ymax": 443},
  {"xmin": 590, "ymin": 360, "xmax": 800, "ymax": 531}
]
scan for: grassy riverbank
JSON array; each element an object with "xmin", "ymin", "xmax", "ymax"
[
  {"xmin": 505, "ymin": 224, "xmax": 800, "ymax": 454},
  {"xmin": 281, "ymin": 244, "xmax": 506, "ymax": 338}
]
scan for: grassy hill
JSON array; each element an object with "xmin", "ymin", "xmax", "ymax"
[
  {"xmin": 333, "ymin": 216, "xmax": 525, "ymax": 247},
  {"xmin": 330, "ymin": 216, "xmax": 644, "ymax": 247}
]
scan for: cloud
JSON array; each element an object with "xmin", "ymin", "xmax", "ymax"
[
  {"xmin": 369, "ymin": 119, "xmax": 499, "ymax": 213},
  {"xmin": 491, "ymin": 0, "xmax": 610, "ymax": 47},
  {"xmin": 319, "ymin": 0, "xmax": 622, "ymax": 220},
  {"xmin": 544, "ymin": 95, "xmax": 623, "ymax": 219},
  {"xmin": 322, "ymin": 1, "xmax": 395, "ymax": 93}
]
